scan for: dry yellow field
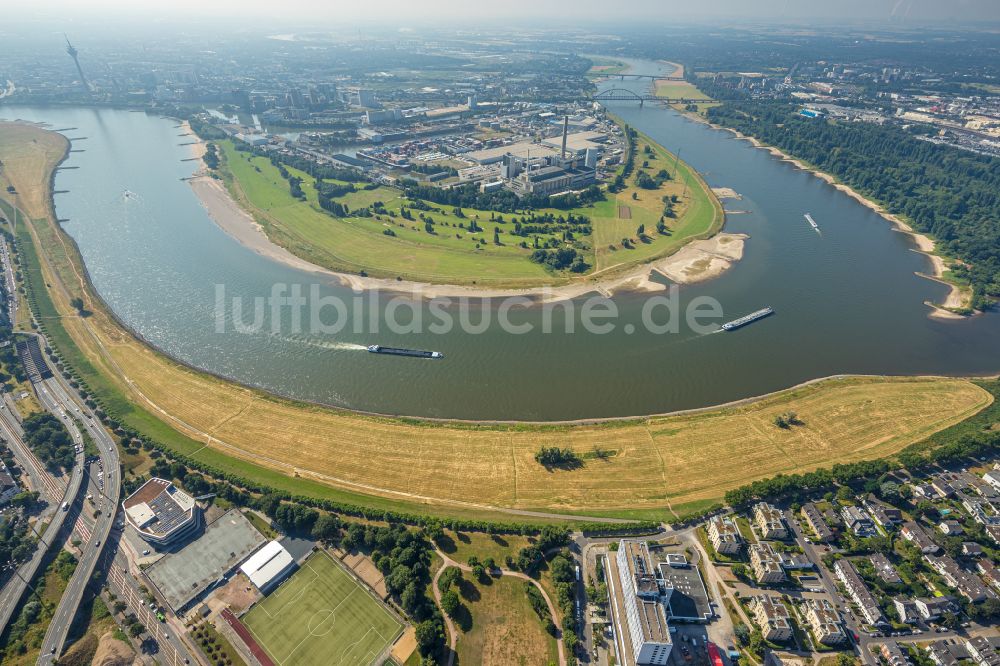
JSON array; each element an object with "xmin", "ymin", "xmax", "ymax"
[
  {"xmin": 1, "ymin": 121, "xmax": 993, "ymax": 520},
  {"xmin": 455, "ymin": 576, "xmax": 559, "ymax": 666}
]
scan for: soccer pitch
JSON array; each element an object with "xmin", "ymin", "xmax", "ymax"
[{"xmin": 242, "ymin": 551, "xmax": 403, "ymax": 666}]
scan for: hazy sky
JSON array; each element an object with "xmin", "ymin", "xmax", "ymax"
[{"xmin": 8, "ymin": 0, "xmax": 1000, "ymax": 24}]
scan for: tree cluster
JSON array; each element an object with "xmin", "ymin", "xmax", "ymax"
[
  {"xmin": 22, "ymin": 412, "xmax": 75, "ymax": 473},
  {"xmin": 340, "ymin": 522, "xmax": 446, "ymax": 659},
  {"xmin": 529, "ymin": 247, "xmax": 588, "ymax": 273},
  {"xmin": 534, "ymin": 446, "xmax": 583, "ymax": 469}
]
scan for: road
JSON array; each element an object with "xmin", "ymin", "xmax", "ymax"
[
  {"xmin": 103, "ymin": 547, "xmax": 199, "ymax": 666},
  {"xmin": 0, "ymin": 386, "xmax": 85, "ymax": 638},
  {"xmin": 36, "ymin": 370, "xmax": 123, "ymax": 663}
]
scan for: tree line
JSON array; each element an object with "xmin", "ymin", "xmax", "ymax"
[
  {"xmin": 404, "ymin": 182, "xmax": 604, "ymax": 214},
  {"xmin": 707, "ymin": 101, "xmax": 1000, "ymax": 310}
]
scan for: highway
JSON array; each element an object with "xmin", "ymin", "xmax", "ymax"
[
  {"xmin": 36, "ymin": 371, "xmax": 123, "ymax": 663},
  {"xmin": 0, "ymin": 401, "xmax": 80, "ymax": 636},
  {"xmin": 2, "ymin": 222, "xmax": 126, "ymax": 660},
  {"xmin": 0, "ymin": 226, "xmax": 83, "ymax": 633}
]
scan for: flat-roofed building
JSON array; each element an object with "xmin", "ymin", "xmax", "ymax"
[
  {"xmin": 707, "ymin": 516, "xmax": 744, "ymax": 556},
  {"xmin": 802, "ymin": 598, "xmax": 845, "ymax": 645},
  {"xmin": 467, "ymin": 140, "xmax": 559, "ymax": 165},
  {"xmin": 749, "ymin": 595, "xmax": 792, "ymax": 642},
  {"xmin": 749, "ymin": 543, "xmax": 786, "ymax": 584},
  {"xmin": 123, "ymin": 478, "xmax": 200, "ymax": 547},
  {"xmin": 240, "ymin": 540, "xmax": 297, "ymax": 593},
  {"xmin": 753, "ymin": 502, "xmax": 788, "ymax": 540},
  {"xmin": 614, "ymin": 540, "xmax": 672, "ymax": 665}
]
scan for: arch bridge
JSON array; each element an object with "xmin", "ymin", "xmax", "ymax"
[{"xmin": 590, "ymin": 89, "xmax": 708, "ymax": 107}]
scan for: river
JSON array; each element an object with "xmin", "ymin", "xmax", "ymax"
[{"xmin": 3, "ymin": 59, "xmax": 999, "ymax": 420}]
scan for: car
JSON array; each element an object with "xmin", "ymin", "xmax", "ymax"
[
  {"xmin": 62, "ymin": 502, "xmax": 69, "ymax": 511},
  {"xmin": 94, "ymin": 540, "xmax": 100, "ymax": 547},
  {"xmin": 142, "ymin": 549, "xmax": 150, "ymax": 556}
]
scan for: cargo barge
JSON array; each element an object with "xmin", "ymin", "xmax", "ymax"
[
  {"xmin": 367, "ymin": 344, "xmax": 443, "ymax": 359},
  {"xmin": 721, "ymin": 307, "xmax": 773, "ymax": 331}
]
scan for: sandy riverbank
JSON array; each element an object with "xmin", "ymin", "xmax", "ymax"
[
  {"xmin": 703, "ymin": 121, "xmax": 970, "ymax": 319},
  {"xmin": 187, "ymin": 128, "xmax": 743, "ymax": 301}
]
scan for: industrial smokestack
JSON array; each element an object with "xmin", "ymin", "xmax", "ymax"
[{"xmin": 561, "ymin": 116, "xmax": 568, "ymax": 159}]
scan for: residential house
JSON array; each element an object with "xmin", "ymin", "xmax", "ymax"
[
  {"xmin": 842, "ymin": 506, "xmax": 876, "ymax": 537},
  {"xmin": 925, "ymin": 554, "xmax": 993, "ymax": 603},
  {"xmin": 764, "ymin": 651, "xmax": 810, "ymax": 666},
  {"xmin": 912, "ymin": 483, "xmax": 939, "ymax": 500},
  {"xmin": 983, "ymin": 469, "xmax": 1000, "ymax": 493},
  {"xmin": 864, "ymin": 495, "xmax": 903, "ymax": 529},
  {"xmin": 976, "ymin": 559, "xmax": 999, "ymax": 591},
  {"xmin": 749, "ymin": 595, "xmax": 793, "ymax": 642},
  {"xmin": 753, "ymin": 502, "xmax": 789, "ymax": 540},
  {"xmin": 962, "ymin": 542, "xmax": 985, "ymax": 557},
  {"xmin": 966, "ymin": 636, "xmax": 1000, "ymax": 666},
  {"xmin": 879, "ymin": 641, "xmax": 911, "ymax": 666},
  {"xmin": 930, "ymin": 477, "xmax": 956, "ymax": 498},
  {"xmin": 707, "ymin": 516, "xmax": 744, "ymax": 556},
  {"xmin": 939, "ymin": 520, "xmax": 964, "ymax": 536},
  {"xmin": 893, "ymin": 598, "xmax": 919, "ymax": 624},
  {"xmin": 962, "ymin": 498, "xmax": 1000, "ymax": 526},
  {"xmin": 750, "ymin": 543, "xmax": 787, "ymax": 584},
  {"xmin": 800, "ymin": 503, "xmax": 835, "ymax": 542},
  {"xmin": 901, "ymin": 522, "xmax": 941, "ymax": 554},
  {"xmin": 914, "ymin": 597, "xmax": 953, "ymax": 621},
  {"xmin": 802, "ymin": 598, "xmax": 845, "ymax": 645},
  {"xmin": 870, "ymin": 553, "xmax": 902, "ymax": 585},
  {"xmin": 777, "ymin": 552, "xmax": 814, "ymax": 571},
  {"xmin": 833, "ymin": 559, "xmax": 886, "ymax": 627},
  {"xmin": 926, "ymin": 641, "xmax": 962, "ymax": 666}
]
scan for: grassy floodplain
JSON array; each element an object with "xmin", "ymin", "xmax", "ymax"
[
  {"xmin": 217, "ymin": 117, "xmax": 723, "ymax": 287},
  {"xmin": 0, "ymin": 120, "xmax": 994, "ymax": 523},
  {"xmin": 585, "ymin": 57, "xmax": 630, "ymax": 79}
]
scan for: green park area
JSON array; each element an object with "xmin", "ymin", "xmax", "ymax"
[{"xmin": 218, "ymin": 122, "xmax": 722, "ymax": 287}]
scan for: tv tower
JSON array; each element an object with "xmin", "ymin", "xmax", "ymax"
[{"xmin": 64, "ymin": 35, "xmax": 90, "ymax": 94}]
